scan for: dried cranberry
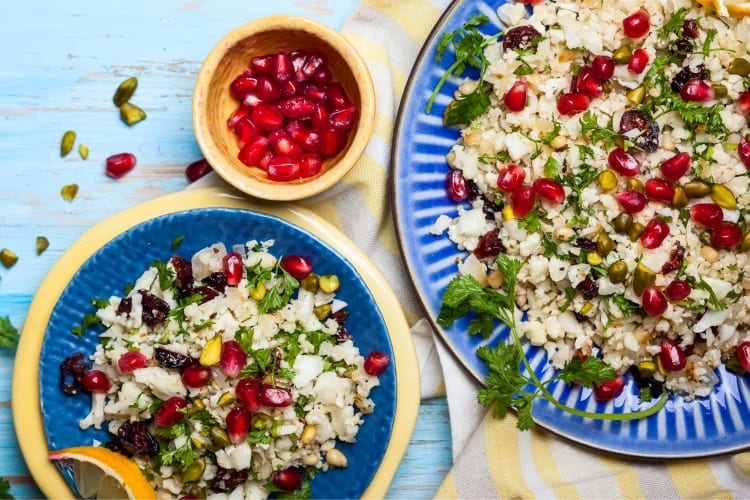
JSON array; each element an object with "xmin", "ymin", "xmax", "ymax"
[
  {"xmin": 104, "ymin": 439, "xmax": 133, "ymax": 458},
  {"xmin": 209, "ymin": 467, "xmax": 249, "ymax": 493},
  {"xmin": 331, "ymin": 309, "xmax": 349, "ymax": 324},
  {"xmin": 116, "ymin": 297, "xmax": 132, "ymax": 315},
  {"xmin": 116, "ymin": 420, "xmax": 159, "ymax": 457},
  {"xmin": 683, "ymin": 19, "xmax": 699, "ymax": 38},
  {"xmin": 661, "ymin": 241, "xmax": 685, "ymax": 274},
  {"xmin": 170, "ymin": 256, "xmax": 194, "ymax": 292},
  {"xmin": 573, "ymin": 238, "xmax": 597, "ymax": 251},
  {"xmin": 60, "ymin": 352, "xmax": 89, "ymax": 395},
  {"xmin": 502, "ymin": 25, "xmax": 542, "ymax": 52},
  {"xmin": 192, "ymin": 285, "xmax": 220, "ymax": 304},
  {"xmin": 670, "ymin": 64, "xmax": 707, "ymax": 93},
  {"xmin": 139, "ymin": 291, "xmax": 170, "ymax": 325},
  {"xmin": 576, "ymin": 277, "xmax": 599, "ymax": 298},
  {"xmin": 335, "ymin": 324, "xmax": 352, "ymax": 342},
  {"xmin": 204, "ymin": 272, "xmax": 227, "ymax": 292},
  {"xmin": 473, "ymin": 228, "xmax": 506, "ymax": 260},
  {"xmin": 154, "ymin": 347, "xmax": 192, "ymax": 370},
  {"xmin": 619, "ymin": 109, "xmax": 659, "ymax": 152}
]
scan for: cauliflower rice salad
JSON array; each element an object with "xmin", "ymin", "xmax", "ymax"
[
  {"xmin": 433, "ymin": 0, "xmax": 750, "ymax": 399},
  {"xmin": 60, "ymin": 239, "xmax": 387, "ymax": 498}
]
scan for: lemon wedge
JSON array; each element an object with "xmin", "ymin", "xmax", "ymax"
[
  {"xmin": 697, "ymin": 0, "xmax": 750, "ymax": 17},
  {"xmin": 48, "ymin": 446, "xmax": 156, "ymax": 500}
]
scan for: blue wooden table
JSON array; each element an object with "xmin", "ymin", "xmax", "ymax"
[{"xmin": 0, "ymin": 1, "xmax": 452, "ymax": 497}]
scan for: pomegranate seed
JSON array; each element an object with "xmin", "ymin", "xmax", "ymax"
[
  {"xmin": 227, "ymin": 107, "xmax": 250, "ymax": 130},
  {"xmin": 242, "ymin": 92, "xmax": 261, "ymax": 108},
  {"xmin": 105, "ymin": 153, "xmax": 136, "ymax": 179},
  {"xmin": 313, "ymin": 66, "xmax": 332, "ymax": 84},
  {"xmin": 497, "ymin": 164, "xmax": 526, "ymax": 192},
  {"xmin": 81, "ymin": 370, "xmax": 111, "ymax": 393},
  {"xmin": 255, "ymin": 76, "xmax": 282, "ymax": 102},
  {"xmin": 557, "ymin": 92, "xmax": 590, "ymax": 115},
  {"xmin": 627, "ymin": 48, "xmax": 649, "ymax": 74},
  {"xmin": 659, "ymin": 338, "xmax": 686, "ymax": 371},
  {"xmin": 711, "ymin": 221, "xmax": 742, "ymax": 249},
  {"xmin": 644, "ymin": 178, "xmax": 675, "ymax": 204},
  {"xmin": 623, "ymin": 9, "xmax": 650, "ymax": 38},
  {"xmin": 364, "ymin": 351, "xmax": 390, "ymax": 376},
  {"xmin": 280, "ymin": 79, "xmax": 300, "ymax": 98},
  {"xmin": 259, "ymin": 385, "xmax": 292, "ymax": 407},
  {"xmin": 593, "ymin": 374, "xmax": 625, "ymax": 402},
  {"xmin": 251, "ymin": 55, "xmax": 272, "ymax": 75},
  {"xmin": 222, "ymin": 252, "xmax": 244, "ymax": 286},
  {"xmin": 301, "ymin": 53, "xmax": 326, "ymax": 82},
  {"xmin": 532, "ymin": 178, "xmax": 566, "ymax": 204},
  {"xmin": 258, "ymin": 150, "xmax": 275, "ymax": 171},
  {"xmin": 575, "ymin": 67, "xmax": 604, "ymax": 99},
  {"xmin": 607, "ymin": 148, "xmax": 641, "ymax": 176},
  {"xmin": 280, "ymin": 254, "xmax": 313, "ymax": 279},
  {"xmin": 267, "ymin": 155, "xmax": 301, "ymax": 181},
  {"xmin": 591, "ymin": 55, "xmax": 615, "ymax": 80},
  {"xmin": 273, "ymin": 468, "xmax": 303, "ymax": 493},
  {"xmin": 279, "ymin": 96, "xmax": 315, "ymax": 119},
  {"xmin": 665, "ymin": 279, "xmax": 691, "ymax": 302},
  {"xmin": 311, "ymin": 103, "xmax": 329, "ymax": 129},
  {"xmin": 659, "ymin": 152, "xmax": 691, "ymax": 181},
  {"xmin": 220, "ymin": 340, "xmax": 247, "ymax": 378},
  {"xmin": 614, "ymin": 191, "xmax": 646, "ymax": 213},
  {"xmin": 680, "ymin": 78, "xmax": 714, "ymax": 102},
  {"xmin": 328, "ymin": 105, "xmax": 359, "ymax": 130},
  {"xmin": 229, "ymin": 75, "xmax": 257, "ymax": 101},
  {"xmin": 642, "ymin": 285, "xmax": 668, "ymax": 316},
  {"xmin": 299, "ymin": 153, "xmax": 323, "ymax": 177},
  {"xmin": 269, "ymin": 130, "xmax": 303, "ymax": 158},
  {"xmin": 238, "ymin": 136, "xmax": 269, "ymax": 167},
  {"xmin": 511, "ymin": 185, "xmax": 536, "ymax": 217},
  {"xmin": 117, "ymin": 351, "xmax": 148, "ymax": 373},
  {"xmin": 155, "ymin": 396, "xmax": 188, "ymax": 427},
  {"xmin": 181, "ymin": 365, "xmax": 212, "ymax": 388},
  {"xmin": 738, "ymin": 138, "xmax": 750, "ymax": 169},
  {"xmin": 297, "ymin": 129, "xmax": 320, "ymax": 153},
  {"xmin": 446, "ymin": 170, "xmax": 469, "ymax": 202},
  {"xmin": 504, "ymin": 77, "xmax": 528, "ymax": 112},
  {"xmin": 689, "ymin": 203, "xmax": 723, "ymax": 228},
  {"xmin": 737, "ymin": 342, "xmax": 750, "ymax": 372},
  {"xmin": 318, "ymin": 127, "xmax": 346, "ymax": 156},
  {"xmin": 303, "ymin": 83, "xmax": 328, "ymax": 104},
  {"xmin": 290, "ymin": 50, "xmax": 309, "ymax": 73},
  {"xmin": 236, "ymin": 378, "xmax": 261, "ymax": 412},
  {"xmin": 226, "ymin": 407, "xmax": 252, "ymax": 445},
  {"xmin": 185, "ymin": 159, "xmax": 213, "ymax": 183},
  {"xmin": 736, "ymin": 90, "xmax": 750, "ymax": 115},
  {"xmin": 271, "ymin": 51, "xmax": 293, "ymax": 82},
  {"xmin": 326, "ymin": 82, "xmax": 351, "ymax": 108},
  {"xmin": 234, "ymin": 120, "xmax": 258, "ymax": 149},
  {"xmin": 251, "ymin": 103, "xmax": 283, "ymax": 130},
  {"xmin": 640, "ymin": 219, "xmax": 670, "ymax": 249}
]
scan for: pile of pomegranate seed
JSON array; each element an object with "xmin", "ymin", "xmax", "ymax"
[{"xmin": 226, "ymin": 50, "xmax": 358, "ymax": 181}]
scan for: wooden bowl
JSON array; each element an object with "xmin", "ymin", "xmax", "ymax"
[{"xmin": 193, "ymin": 16, "xmax": 375, "ymax": 201}]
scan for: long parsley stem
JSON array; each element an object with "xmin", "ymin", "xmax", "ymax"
[{"xmin": 425, "ymin": 60, "xmax": 462, "ymax": 114}]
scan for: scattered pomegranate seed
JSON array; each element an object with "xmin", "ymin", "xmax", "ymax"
[
  {"xmin": 185, "ymin": 158, "xmax": 213, "ymax": 183},
  {"xmin": 310, "ymin": 103, "xmax": 329, "ymax": 129},
  {"xmin": 259, "ymin": 385, "xmax": 293, "ymax": 407},
  {"xmin": 497, "ymin": 165, "xmax": 526, "ymax": 192},
  {"xmin": 591, "ymin": 55, "xmax": 615, "ymax": 80},
  {"xmin": 575, "ymin": 67, "xmax": 604, "ymax": 99},
  {"xmin": 226, "ymin": 407, "xmax": 252, "ymax": 445},
  {"xmin": 642, "ymin": 285, "xmax": 668, "ymax": 316},
  {"xmin": 607, "ymin": 148, "xmax": 641, "ymax": 176},
  {"xmin": 504, "ymin": 77, "xmax": 528, "ymax": 112},
  {"xmin": 269, "ymin": 130, "xmax": 303, "ymax": 158},
  {"xmin": 614, "ymin": 191, "xmax": 646, "ymax": 213},
  {"xmin": 251, "ymin": 103, "xmax": 284, "ymax": 130},
  {"xmin": 273, "ymin": 469, "xmax": 303, "ymax": 493},
  {"xmin": 690, "ymin": 203, "xmax": 723, "ymax": 228},
  {"xmin": 227, "ymin": 107, "xmax": 250, "ymax": 130},
  {"xmin": 234, "ymin": 120, "xmax": 259, "ymax": 149},
  {"xmin": 680, "ymin": 78, "xmax": 715, "ymax": 102},
  {"xmin": 222, "ymin": 252, "xmax": 244, "ymax": 286},
  {"xmin": 593, "ymin": 374, "xmax": 625, "ymax": 402},
  {"xmin": 155, "ymin": 396, "xmax": 188, "ymax": 427},
  {"xmin": 665, "ymin": 279, "xmax": 691, "ymax": 302},
  {"xmin": 256, "ymin": 76, "xmax": 283, "ymax": 102},
  {"xmin": 220, "ymin": 340, "xmax": 248, "ymax": 378},
  {"xmin": 280, "ymin": 79, "xmax": 300, "ymax": 98},
  {"xmin": 182, "ymin": 365, "xmax": 212, "ymax": 388},
  {"xmin": 267, "ymin": 155, "xmax": 301, "ymax": 181},
  {"xmin": 236, "ymin": 378, "xmax": 261, "ymax": 412},
  {"xmin": 301, "ymin": 54, "xmax": 326, "ymax": 83},
  {"xmin": 738, "ymin": 138, "xmax": 750, "ymax": 169},
  {"xmin": 446, "ymin": 169, "xmax": 469, "ymax": 202},
  {"xmin": 659, "ymin": 338, "xmax": 686, "ymax": 371},
  {"xmin": 81, "ymin": 370, "xmax": 112, "ymax": 393},
  {"xmin": 280, "ymin": 254, "xmax": 313, "ymax": 279},
  {"xmin": 737, "ymin": 342, "xmax": 750, "ymax": 372},
  {"xmin": 623, "ymin": 9, "xmax": 651, "ymax": 38},
  {"xmin": 736, "ymin": 90, "xmax": 750, "ymax": 115},
  {"xmin": 557, "ymin": 92, "xmax": 590, "ymax": 115},
  {"xmin": 532, "ymin": 178, "xmax": 566, "ymax": 204},
  {"xmin": 511, "ymin": 185, "xmax": 536, "ymax": 217},
  {"xmin": 659, "ymin": 152, "xmax": 691, "ymax": 181},
  {"xmin": 117, "ymin": 351, "xmax": 148, "ymax": 373},
  {"xmin": 644, "ymin": 178, "xmax": 675, "ymax": 204},
  {"xmin": 304, "ymin": 83, "xmax": 328, "ymax": 104},
  {"xmin": 105, "ymin": 153, "xmax": 136, "ymax": 179},
  {"xmin": 711, "ymin": 221, "xmax": 742, "ymax": 249},
  {"xmin": 627, "ymin": 48, "xmax": 649, "ymax": 74},
  {"xmin": 364, "ymin": 351, "xmax": 390, "ymax": 376},
  {"xmin": 640, "ymin": 219, "xmax": 670, "ymax": 249}
]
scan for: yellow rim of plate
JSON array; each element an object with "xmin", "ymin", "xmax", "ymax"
[{"xmin": 12, "ymin": 186, "xmax": 420, "ymax": 498}]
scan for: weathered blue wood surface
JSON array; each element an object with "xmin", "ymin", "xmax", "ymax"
[{"xmin": 0, "ymin": 1, "xmax": 452, "ymax": 497}]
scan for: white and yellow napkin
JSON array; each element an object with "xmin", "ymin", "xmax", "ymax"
[{"xmin": 198, "ymin": 0, "xmax": 750, "ymax": 497}]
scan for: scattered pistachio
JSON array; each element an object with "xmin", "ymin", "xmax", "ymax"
[
  {"xmin": 314, "ymin": 304, "xmax": 331, "ymax": 320},
  {"xmin": 597, "ymin": 170, "xmax": 617, "ymax": 191},
  {"xmin": 61, "ymin": 183, "xmax": 79, "ymax": 202},
  {"xmin": 613, "ymin": 45, "xmax": 632, "ymax": 64},
  {"xmin": 209, "ymin": 426, "xmax": 231, "ymax": 449},
  {"xmin": 612, "ymin": 212, "xmax": 633, "ymax": 234},
  {"xmin": 711, "ymin": 83, "xmax": 728, "ymax": 99},
  {"xmin": 727, "ymin": 57, "xmax": 750, "ymax": 76},
  {"xmin": 741, "ymin": 232, "xmax": 750, "ymax": 252},
  {"xmin": 216, "ymin": 392, "xmax": 235, "ymax": 406},
  {"xmin": 710, "ymin": 184, "xmax": 737, "ymax": 210},
  {"xmin": 683, "ymin": 180, "xmax": 712, "ymax": 198},
  {"xmin": 0, "ymin": 249, "xmax": 18, "ymax": 268},
  {"xmin": 580, "ymin": 301, "xmax": 594, "ymax": 315},
  {"xmin": 633, "ymin": 262, "xmax": 655, "ymax": 296},
  {"xmin": 628, "ymin": 221, "xmax": 645, "ymax": 242},
  {"xmin": 625, "ymin": 177, "xmax": 644, "ymax": 194},
  {"xmin": 300, "ymin": 274, "xmax": 319, "ymax": 292},
  {"xmin": 586, "ymin": 252, "xmax": 603, "ymax": 266},
  {"xmin": 120, "ymin": 101, "xmax": 147, "ymax": 126},
  {"xmin": 626, "ymin": 86, "xmax": 646, "ymax": 105},
  {"xmin": 199, "ymin": 334, "xmax": 223, "ymax": 366},
  {"xmin": 60, "ymin": 130, "xmax": 76, "ymax": 157},
  {"xmin": 249, "ymin": 282, "xmax": 266, "ymax": 301},
  {"xmin": 637, "ymin": 360, "xmax": 657, "ymax": 377},
  {"xmin": 607, "ymin": 260, "xmax": 628, "ymax": 284},
  {"xmin": 36, "ymin": 236, "xmax": 49, "ymax": 255},
  {"xmin": 113, "ymin": 76, "xmax": 138, "ymax": 107},
  {"xmin": 181, "ymin": 457, "xmax": 206, "ymax": 483},
  {"xmin": 319, "ymin": 274, "xmax": 340, "ymax": 293},
  {"xmin": 78, "ymin": 143, "xmax": 89, "ymax": 160},
  {"xmin": 671, "ymin": 186, "xmax": 688, "ymax": 208},
  {"xmin": 502, "ymin": 204, "xmax": 516, "ymax": 221}
]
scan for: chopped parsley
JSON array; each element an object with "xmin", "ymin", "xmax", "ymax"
[{"xmin": 0, "ymin": 316, "xmax": 19, "ymax": 348}]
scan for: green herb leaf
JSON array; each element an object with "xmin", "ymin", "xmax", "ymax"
[
  {"xmin": 0, "ymin": 477, "xmax": 13, "ymax": 500},
  {"xmin": 444, "ymin": 89, "xmax": 491, "ymax": 126},
  {"xmin": 0, "ymin": 316, "xmax": 19, "ymax": 348}
]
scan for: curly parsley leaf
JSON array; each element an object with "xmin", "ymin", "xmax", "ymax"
[
  {"xmin": 579, "ymin": 111, "xmax": 622, "ymax": 149},
  {"xmin": 0, "ymin": 477, "xmax": 12, "ymax": 500},
  {"xmin": 0, "ymin": 316, "xmax": 19, "ymax": 348}
]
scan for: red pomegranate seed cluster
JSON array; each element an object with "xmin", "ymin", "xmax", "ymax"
[{"xmin": 226, "ymin": 50, "xmax": 358, "ymax": 181}]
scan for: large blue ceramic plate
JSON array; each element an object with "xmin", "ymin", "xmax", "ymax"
[
  {"xmin": 39, "ymin": 207, "xmax": 396, "ymax": 497},
  {"xmin": 392, "ymin": 0, "xmax": 750, "ymax": 458}
]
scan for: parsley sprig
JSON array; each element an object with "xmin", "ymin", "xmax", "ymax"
[
  {"xmin": 438, "ymin": 254, "xmax": 668, "ymax": 430},
  {"xmin": 426, "ymin": 13, "xmax": 500, "ymax": 125}
]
